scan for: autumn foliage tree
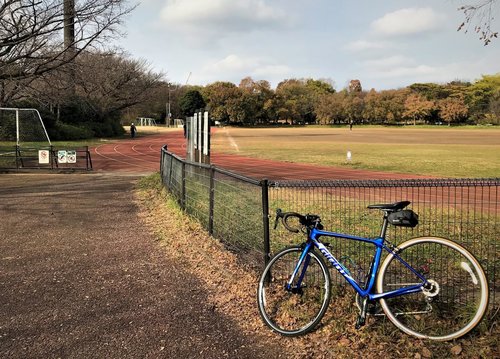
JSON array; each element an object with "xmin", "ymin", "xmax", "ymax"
[
  {"xmin": 403, "ymin": 94, "xmax": 435, "ymax": 125},
  {"xmin": 438, "ymin": 96, "xmax": 469, "ymax": 125}
]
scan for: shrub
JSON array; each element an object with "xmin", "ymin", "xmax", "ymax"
[{"xmin": 49, "ymin": 122, "xmax": 94, "ymax": 140}]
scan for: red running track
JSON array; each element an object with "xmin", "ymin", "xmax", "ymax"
[{"xmin": 91, "ymin": 129, "xmax": 429, "ymax": 180}]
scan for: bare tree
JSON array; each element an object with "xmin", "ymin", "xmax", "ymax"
[
  {"xmin": 70, "ymin": 51, "xmax": 164, "ymax": 116},
  {"xmin": 0, "ymin": 0, "xmax": 135, "ymax": 81},
  {"xmin": 457, "ymin": 1, "xmax": 499, "ymax": 45}
]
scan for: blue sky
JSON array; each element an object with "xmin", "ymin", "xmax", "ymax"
[{"xmin": 117, "ymin": 0, "xmax": 499, "ymax": 90}]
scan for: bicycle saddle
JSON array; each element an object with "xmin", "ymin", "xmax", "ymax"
[{"xmin": 367, "ymin": 201, "xmax": 411, "ymax": 211}]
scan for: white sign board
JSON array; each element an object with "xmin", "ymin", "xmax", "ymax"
[
  {"xmin": 67, "ymin": 150, "xmax": 77, "ymax": 164},
  {"xmin": 203, "ymin": 111, "xmax": 209, "ymax": 155},
  {"xmin": 193, "ymin": 113, "xmax": 198, "ymax": 149},
  {"xmin": 38, "ymin": 150, "xmax": 50, "ymax": 164},
  {"xmin": 58, "ymin": 150, "xmax": 67, "ymax": 163}
]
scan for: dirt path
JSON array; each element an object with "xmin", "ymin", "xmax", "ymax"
[{"xmin": 0, "ymin": 174, "xmax": 281, "ymax": 358}]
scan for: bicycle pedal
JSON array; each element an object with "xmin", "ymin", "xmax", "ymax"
[{"xmin": 355, "ymin": 316, "xmax": 366, "ymax": 329}]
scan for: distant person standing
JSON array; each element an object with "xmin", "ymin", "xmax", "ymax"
[{"xmin": 130, "ymin": 123, "xmax": 137, "ymax": 138}]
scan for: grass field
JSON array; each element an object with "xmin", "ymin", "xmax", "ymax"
[{"xmin": 211, "ymin": 126, "xmax": 500, "ymax": 178}]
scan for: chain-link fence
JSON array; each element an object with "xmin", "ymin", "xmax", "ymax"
[
  {"xmin": 161, "ymin": 146, "xmax": 268, "ymax": 269},
  {"xmin": 160, "ymin": 146, "xmax": 499, "ymax": 309},
  {"xmin": 268, "ymin": 178, "xmax": 499, "ymax": 308}
]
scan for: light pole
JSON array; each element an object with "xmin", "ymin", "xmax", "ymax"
[{"xmin": 166, "ymin": 84, "xmax": 171, "ymax": 127}]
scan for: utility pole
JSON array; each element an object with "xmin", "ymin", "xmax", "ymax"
[
  {"xmin": 166, "ymin": 84, "xmax": 171, "ymax": 127},
  {"xmin": 64, "ymin": 0, "xmax": 76, "ymax": 95}
]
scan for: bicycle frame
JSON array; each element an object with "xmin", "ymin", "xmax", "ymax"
[{"xmin": 288, "ymin": 228, "xmax": 429, "ymax": 301}]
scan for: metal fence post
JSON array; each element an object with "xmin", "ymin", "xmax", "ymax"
[
  {"xmin": 181, "ymin": 161, "xmax": 186, "ymax": 210},
  {"xmin": 208, "ymin": 166, "xmax": 215, "ymax": 235},
  {"xmin": 15, "ymin": 145, "xmax": 19, "ymax": 170},
  {"xmin": 160, "ymin": 145, "xmax": 167, "ymax": 179},
  {"xmin": 261, "ymin": 179, "xmax": 271, "ymax": 268}
]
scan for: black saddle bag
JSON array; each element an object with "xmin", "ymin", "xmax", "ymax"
[{"xmin": 387, "ymin": 210, "xmax": 419, "ymax": 228}]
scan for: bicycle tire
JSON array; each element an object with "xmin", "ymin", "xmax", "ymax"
[
  {"xmin": 377, "ymin": 237, "xmax": 489, "ymax": 341},
  {"xmin": 257, "ymin": 246, "xmax": 331, "ymax": 336}
]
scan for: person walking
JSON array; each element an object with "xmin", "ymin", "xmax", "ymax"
[{"xmin": 130, "ymin": 123, "xmax": 137, "ymax": 138}]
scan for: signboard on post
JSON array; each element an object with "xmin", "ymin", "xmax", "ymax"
[
  {"xmin": 58, "ymin": 150, "xmax": 67, "ymax": 163},
  {"xmin": 203, "ymin": 111, "xmax": 210, "ymax": 157},
  {"xmin": 67, "ymin": 150, "xmax": 77, "ymax": 164},
  {"xmin": 185, "ymin": 110, "xmax": 210, "ymax": 164},
  {"xmin": 38, "ymin": 150, "xmax": 50, "ymax": 164}
]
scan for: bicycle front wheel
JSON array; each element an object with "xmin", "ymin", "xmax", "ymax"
[
  {"xmin": 257, "ymin": 246, "xmax": 331, "ymax": 336},
  {"xmin": 377, "ymin": 237, "xmax": 489, "ymax": 341}
]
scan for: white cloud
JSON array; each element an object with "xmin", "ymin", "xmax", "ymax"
[
  {"xmin": 363, "ymin": 55, "xmax": 415, "ymax": 69},
  {"xmin": 253, "ymin": 64, "xmax": 291, "ymax": 77},
  {"xmin": 160, "ymin": 0, "xmax": 289, "ymax": 37},
  {"xmin": 199, "ymin": 54, "xmax": 291, "ymax": 84},
  {"xmin": 371, "ymin": 7, "xmax": 446, "ymax": 37},
  {"xmin": 345, "ymin": 40, "xmax": 391, "ymax": 52},
  {"xmin": 360, "ymin": 55, "xmax": 436, "ymax": 79},
  {"xmin": 205, "ymin": 54, "xmax": 256, "ymax": 73}
]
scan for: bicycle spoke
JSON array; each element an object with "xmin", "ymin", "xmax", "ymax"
[
  {"xmin": 257, "ymin": 246, "xmax": 331, "ymax": 336},
  {"xmin": 378, "ymin": 237, "xmax": 488, "ymax": 341}
]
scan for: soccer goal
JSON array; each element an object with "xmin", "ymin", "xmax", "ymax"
[
  {"xmin": 137, "ymin": 117, "xmax": 157, "ymax": 126},
  {"xmin": 0, "ymin": 108, "xmax": 52, "ymax": 169},
  {"xmin": 0, "ymin": 107, "xmax": 51, "ymax": 146}
]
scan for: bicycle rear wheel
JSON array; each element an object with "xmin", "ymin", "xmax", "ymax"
[
  {"xmin": 377, "ymin": 237, "xmax": 489, "ymax": 341},
  {"xmin": 257, "ymin": 246, "xmax": 331, "ymax": 336}
]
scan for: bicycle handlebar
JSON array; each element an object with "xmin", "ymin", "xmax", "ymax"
[{"xmin": 274, "ymin": 208, "xmax": 322, "ymax": 233}]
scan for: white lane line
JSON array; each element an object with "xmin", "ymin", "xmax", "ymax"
[
  {"xmin": 223, "ymin": 128, "xmax": 239, "ymax": 152},
  {"xmin": 94, "ymin": 145, "xmax": 148, "ymax": 168},
  {"xmin": 113, "ymin": 144, "xmax": 158, "ymax": 164}
]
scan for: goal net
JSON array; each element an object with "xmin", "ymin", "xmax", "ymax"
[{"xmin": 0, "ymin": 108, "xmax": 51, "ymax": 147}]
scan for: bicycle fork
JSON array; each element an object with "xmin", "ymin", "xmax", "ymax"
[{"xmin": 285, "ymin": 244, "xmax": 313, "ymax": 294}]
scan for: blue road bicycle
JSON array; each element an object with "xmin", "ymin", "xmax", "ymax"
[{"xmin": 257, "ymin": 201, "xmax": 489, "ymax": 341}]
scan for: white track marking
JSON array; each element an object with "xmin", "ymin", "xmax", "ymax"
[
  {"xmin": 94, "ymin": 144, "xmax": 148, "ymax": 168},
  {"xmin": 222, "ymin": 128, "xmax": 239, "ymax": 152}
]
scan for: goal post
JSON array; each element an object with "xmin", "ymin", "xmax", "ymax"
[{"xmin": 0, "ymin": 107, "xmax": 52, "ymax": 146}]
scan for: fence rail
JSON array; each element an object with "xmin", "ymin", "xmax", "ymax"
[
  {"xmin": 160, "ymin": 146, "xmax": 499, "ymax": 309},
  {"xmin": 0, "ymin": 145, "xmax": 92, "ymax": 171}
]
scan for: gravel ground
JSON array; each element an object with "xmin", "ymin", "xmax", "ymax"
[{"xmin": 0, "ymin": 173, "xmax": 281, "ymax": 358}]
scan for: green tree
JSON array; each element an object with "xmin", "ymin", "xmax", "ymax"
[
  {"xmin": 408, "ymin": 83, "xmax": 450, "ymax": 100},
  {"xmin": 466, "ymin": 73, "xmax": 500, "ymax": 121},
  {"xmin": 276, "ymin": 79, "xmax": 319, "ymax": 124},
  {"xmin": 179, "ymin": 89, "xmax": 206, "ymax": 117},
  {"xmin": 305, "ymin": 79, "xmax": 336, "ymax": 95},
  {"xmin": 202, "ymin": 81, "xmax": 242, "ymax": 123},
  {"xmin": 487, "ymin": 91, "xmax": 500, "ymax": 124},
  {"xmin": 238, "ymin": 77, "xmax": 274, "ymax": 124},
  {"xmin": 343, "ymin": 94, "xmax": 365, "ymax": 124}
]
